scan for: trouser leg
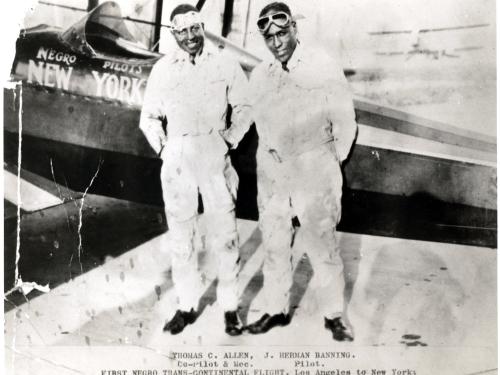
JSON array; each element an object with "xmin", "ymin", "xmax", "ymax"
[
  {"xmin": 295, "ymin": 223, "xmax": 345, "ymax": 318},
  {"xmin": 259, "ymin": 195, "xmax": 294, "ymax": 315},
  {"xmin": 201, "ymin": 156, "xmax": 240, "ymax": 312},
  {"xmin": 161, "ymin": 146, "xmax": 201, "ymax": 312},
  {"xmin": 292, "ymin": 151, "xmax": 345, "ymax": 318},
  {"xmin": 167, "ymin": 218, "xmax": 203, "ymax": 311},
  {"xmin": 204, "ymin": 211, "xmax": 239, "ymax": 311}
]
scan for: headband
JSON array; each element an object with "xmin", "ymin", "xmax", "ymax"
[{"xmin": 171, "ymin": 11, "xmax": 203, "ymax": 31}]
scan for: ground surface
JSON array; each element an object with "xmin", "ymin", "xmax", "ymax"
[{"xmin": 4, "ymin": 195, "xmax": 497, "ymax": 375}]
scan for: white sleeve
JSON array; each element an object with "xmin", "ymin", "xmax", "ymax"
[
  {"xmin": 325, "ymin": 79, "xmax": 358, "ymax": 162},
  {"xmin": 139, "ymin": 60, "xmax": 168, "ymax": 155},
  {"xmin": 224, "ymin": 61, "xmax": 255, "ymax": 148}
]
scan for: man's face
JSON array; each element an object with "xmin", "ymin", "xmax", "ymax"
[
  {"xmin": 172, "ymin": 23, "xmax": 205, "ymax": 55},
  {"xmin": 261, "ymin": 10, "xmax": 298, "ymax": 63}
]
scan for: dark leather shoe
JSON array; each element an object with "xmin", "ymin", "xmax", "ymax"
[
  {"xmin": 246, "ymin": 313, "xmax": 290, "ymax": 334},
  {"xmin": 163, "ymin": 309, "xmax": 197, "ymax": 335},
  {"xmin": 324, "ymin": 317, "xmax": 354, "ymax": 342},
  {"xmin": 224, "ymin": 310, "xmax": 243, "ymax": 336}
]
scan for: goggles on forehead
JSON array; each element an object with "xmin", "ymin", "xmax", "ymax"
[
  {"xmin": 257, "ymin": 12, "xmax": 291, "ymax": 33},
  {"xmin": 171, "ymin": 11, "xmax": 203, "ymax": 32}
]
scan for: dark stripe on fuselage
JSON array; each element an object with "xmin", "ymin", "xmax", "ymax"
[
  {"xmin": 5, "ymin": 83, "xmax": 495, "ymax": 210},
  {"xmin": 354, "ymin": 99, "xmax": 496, "ymax": 153}
]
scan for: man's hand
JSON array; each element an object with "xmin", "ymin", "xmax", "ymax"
[{"xmin": 219, "ymin": 128, "xmax": 236, "ymax": 149}]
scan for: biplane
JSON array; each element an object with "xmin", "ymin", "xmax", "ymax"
[
  {"xmin": 4, "ymin": 1, "xmax": 496, "ymax": 251},
  {"xmin": 369, "ymin": 23, "xmax": 489, "ymax": 60}
]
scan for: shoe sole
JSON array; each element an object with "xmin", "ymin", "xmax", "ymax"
[
  {"xmin": 164, "ymin": 316, "xmax": 197, "ymax": 335},
  {"xmin": 246, "ymin": 321, "xmax": 290, "ymax": 335}
]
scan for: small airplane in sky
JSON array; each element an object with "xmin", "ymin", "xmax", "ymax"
[{"xmin": 369, "ymin": 23, "xmax": 489, "ymax": 60}]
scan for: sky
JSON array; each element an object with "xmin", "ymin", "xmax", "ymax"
[
  {"xmin": 0, "ymin": 0, "xmax": 496, "ymax": 75},
  {"xmin": 242, "ymin": 0, "xmax": 496, "ymax": 68}
]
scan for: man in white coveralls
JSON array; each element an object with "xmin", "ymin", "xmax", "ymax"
[
  {"xmin": 140, "ymin": 3, "xmax": 250, "ymax": 336},
  {"xmin": 223, "ymin": 1, "xmax": 357, "ymax": 340}
]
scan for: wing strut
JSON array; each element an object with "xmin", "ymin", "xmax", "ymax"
[{"xmin": 153, "ymin": 0, "xmax": 163, "ymax": 51}]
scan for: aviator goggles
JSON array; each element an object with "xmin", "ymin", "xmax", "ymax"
[{"xmin": 257, "ymin": 12, "xmax": 291, "ymax": 33}]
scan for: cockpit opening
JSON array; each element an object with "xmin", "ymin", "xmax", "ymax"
[{"xmin": 61, "ymin": 1, "xmax": 159, "ymax": 60}]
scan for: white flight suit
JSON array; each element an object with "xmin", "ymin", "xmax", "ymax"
[
  {"xmin": 139, "ymin": 43, "xmax": 251, "ymax": 313},
  {"xmin": 228, "ymin": 44, "xmax": 357, "ymax": 318}
]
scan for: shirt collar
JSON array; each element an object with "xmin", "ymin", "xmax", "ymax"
[
  {"xmin": 285, "ymin": 42, "xmax": 302, "ymax": 71},
  {"xmin": 171, "ymin": 40, "xmax": 217, "ymax": 65},
  {"xmin": 269, "ymin": 41, "xmax": 302, "ymax": 72}
]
